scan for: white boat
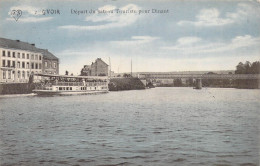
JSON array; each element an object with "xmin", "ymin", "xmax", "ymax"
[{"xmin": 32, "ymin": 73, "xmax": 109, "ymax": 96}]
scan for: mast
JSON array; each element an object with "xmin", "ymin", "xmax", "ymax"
[
  {"xmin": 109, "ymin": 57, "xmax": 111, "ymax": 77},
  {"xmin": 131, "ymin": 59, "xmax": 132, "ymax": 77}
]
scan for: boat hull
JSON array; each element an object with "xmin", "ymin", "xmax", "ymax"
[{"xmin": 33, "ymin": 90, "xmax": 108, "ymax": 96}]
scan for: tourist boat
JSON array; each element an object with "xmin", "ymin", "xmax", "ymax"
[{"xmin": 32, "ymin": 73, "xmax": 109, "ymax": 95}]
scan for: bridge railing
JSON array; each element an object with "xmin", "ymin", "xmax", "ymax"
[{"xmin": 138, "ymin": 74, "xmax": 260, "ymax": 80}]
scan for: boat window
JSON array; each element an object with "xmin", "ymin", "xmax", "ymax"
[
  {"xmin": 66, "ymin": 87, "xmax": 69, "ymax": 90},
  {"xmin": 70, "ymin": 87, "xmax": 72, "ymax": 90},
  {"xmin": 59, "ymin": 87, "xmax": 62, "ymax": 90}
]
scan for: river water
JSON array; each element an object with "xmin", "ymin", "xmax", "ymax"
[{"xmin": 0, "ymin": 87, "xmax": 259, "ymax": 166}]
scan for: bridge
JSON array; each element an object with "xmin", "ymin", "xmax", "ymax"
[{"xmin": 138, "ymin": 73, "xmax": 260, "ymax": 89}]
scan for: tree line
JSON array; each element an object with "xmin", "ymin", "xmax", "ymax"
[{"xmin": 234, "ymin": 61, "xmax": 259, "ymax": 89}]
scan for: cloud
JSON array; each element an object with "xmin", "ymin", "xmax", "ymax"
[
  {"xmin": 161, "ymin": 35, "xmax": 260, "ymax": 55},
  {"xmin": 177, "ymin": 3, "xmax": 255, "ymax": 27},
  {"xmin": 57, "ymin": 35, "xmax": 260, "ymax": 74},
  {"xmin": 176, "ymin": 37, "xmax": 202, "ymax": 45},
  {"xmin": 178, "ymin": 8, "xmax": 234, "ymax": 27},
  {"xmin": 59, "ymin": 4, "xmax": 141, "ymax": 30},
  {"xmin": 7, "ymin": 5, "xmax": 53, "ymax": 22},
  {"xmin": 110, "ymin": 36, "xmax": 160, "ymax": 46}
]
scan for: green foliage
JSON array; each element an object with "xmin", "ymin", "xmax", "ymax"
[
  {"xmin": 235, "ymin": 61, "xmax": 260, "ymax": 74},
  {"xmin": 234, "ymin": 61, "xmax": 260, "ymax": 89},
  {"xmin": 109, "ymin": 78, "xmax": 145, "ymax": 91},
  {"xmin": 123, "ymin": 73, "xmax": 132, "ymax": 78}
]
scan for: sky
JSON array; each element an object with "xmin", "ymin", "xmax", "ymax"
[{"xmin": 0, "ymin": 0, "xmax": 260, "ymax": 75}]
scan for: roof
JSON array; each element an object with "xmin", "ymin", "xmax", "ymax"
[
  {"xmin": 38, "ymin": 49, "xmax": 58, "ymax": 60},
  {"xmin": 93, "ymin": 58, "xmax": 108, "ymax": 66},
  {"xmin": 0, "ymin": 37, "xmax": 58, "ymax": 60}
]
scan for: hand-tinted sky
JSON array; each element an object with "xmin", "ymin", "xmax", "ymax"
[{"xmin": 0, "ymin": 0, "xmax": 259, "ymax": 74}]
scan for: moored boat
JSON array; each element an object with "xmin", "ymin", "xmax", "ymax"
[{"xmin": 32, "ymin": 73, "xmax": 109, "ymax": 96}]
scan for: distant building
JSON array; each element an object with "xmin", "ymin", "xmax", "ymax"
[
  {"xmin": 81, "ymin": 65, "xmax": 91, "ymax": 76},
  {"xmin": 40, "ymin": 49, "xmax": 59, "ymax": 75},
  {"xmin": 0, "ymin": 37, "xmax": 59, "ymax": 83},
  {"xmin": 81, "ymin": 58, "xmax": 108, "ymax": 76}
]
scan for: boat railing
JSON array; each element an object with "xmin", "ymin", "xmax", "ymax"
[
  {"xmin": 51, "ymin": 82, "xmax": 107, "ymax": 86},
  {"xmin": 86, "ymin": 82, "xmax": 107, "ymax": 86},
  {"xmin": 52, "ymin": 82, "xmax": 84, "ymax": 86}
]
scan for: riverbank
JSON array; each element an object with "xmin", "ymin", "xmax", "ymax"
[
  {"xmin": 0, "ymin": 78, "xmax": 145, "ymax": 94},
  {"xmin": 108, "ymin": 77, "xmax": 145, "ymax": 91},
  {"xmin": 0, "ymin": 83, "xmax": 35, "ymax": 95}
]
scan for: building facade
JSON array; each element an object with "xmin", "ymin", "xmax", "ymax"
[
  {"xmin": 81, "ymin": 58, "xmax": 108, "ymax": 76},
  {"xmin": 0, "ymin": 38, "xmax": 59, "ymax": 83},
  {"xmin": 41, "ymin": 49, "xmax": 59, "ymax": 75}
]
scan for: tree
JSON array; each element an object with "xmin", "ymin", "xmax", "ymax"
[
  {"xmin": 235, "ymin": 62, "xmax": 245, "ymax": 74},
  {"xmin": 235, "ymin": 61, "xmax": 260, "ymax": 89},
  {"xmin": 65, "ymin": 70, "xmax": 69, "ymax": 75},
  {"xmin": 250, "ymin": 61, "xmax": 260, "ymax": 74},
  {"xmin": 123, "ymin": 73, "xmax": 131, "ymax": 78}
]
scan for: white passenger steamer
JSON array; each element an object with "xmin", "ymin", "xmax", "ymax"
[{"xmin": 32, "ymin": 73, "xmax": 109, "ymax": 95}]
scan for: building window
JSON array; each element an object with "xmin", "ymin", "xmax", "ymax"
[
  {"xmin": 18, "ymin": 53, "xmax": 20, "ymax": 58},
  {"xmin": 18, "ymin": 71, "xmax": 20, "ymax": 78},
  {"xmin": 35, "ymin": 54, "xmax": 38, "ymax": 60},
  {"xmin": 8, "ymin": 51, "xmax": 10, "ymax": 57},
  {"xmin": 39, "ymin": 55, "xmax": 42, "ymax": 60},
  {"xmin": 7, "ymin": 60, "xmax": 11, "ymax": 67},
  {"xmin": 22, "ymin": 71, "xmax": 25, "ymax": 78},
  {"xmin": 53, "ymin": 62, "xmax": 56, "ymax": 68},
  {"xmin": 22, "ymin": 53, "xmax": 25, "ymax": 59},
  {"xmin": 17, "ymin": 61, "xmax": 20, "ymax": 68},
  {"xmin": 31, "ymin": 54, "xmax": 34, "ymax": 60},
  {"xmin": 8, "ymin": 71, "xmax": 11, "ymax": 79},
  {"xmin": 12, "ymin": 52, "xmax": 15, "ymax": 58},
  {"xmin": 31, "ymin": 63, "xmax": 34, "ymax": 69},
  {"xmin": 27, "ymin": 71, "xmax": 30, "ymax": 78},
  {"xmin": 27, "ymin": 54, "xmax": 29, "ymax": 59},
  {"xmin": 45, "ymin": 61, "xmax": 48, "ymax": 68},
  {"xmin": 12, "ymin": 61, "xmax": 15, "ymax": 68},
  {"xmin": 35, "ymin": 63, "xmax": 38, "ymax": 69},
  {"xmin": 22, "ymin": 62, "xmax": 25, "ymax": 68},
  {"xmin": 3, "ymin": 71, "xmax": 6, "ymax": 79},
  {"xmin": 39, "ymin": 63, "xmax": 42, "ymax": 69},
  {"xmin": 26, "ymin": 62, "xmax": 29, "ymax": 69},
  {"xmin": 2, "ymin": 60, "xmax": 5, "ymax": 67},
  {"xmin": 2, "ymin": 50, "xmax": 5, "ymax": 57}
]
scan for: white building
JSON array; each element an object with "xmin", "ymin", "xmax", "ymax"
[{"xmin": 0, "ymin": 38, "xmax": 43, "ymax": 83}]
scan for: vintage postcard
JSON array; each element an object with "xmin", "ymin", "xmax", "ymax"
[{"xmin": 0, "ymin": 0, "xmax": 259, "ymax": 165}]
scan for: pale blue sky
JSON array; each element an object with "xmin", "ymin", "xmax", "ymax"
[{"xmin": 0, "ymin": 0, "xmax": 260, "ymax": 74}]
